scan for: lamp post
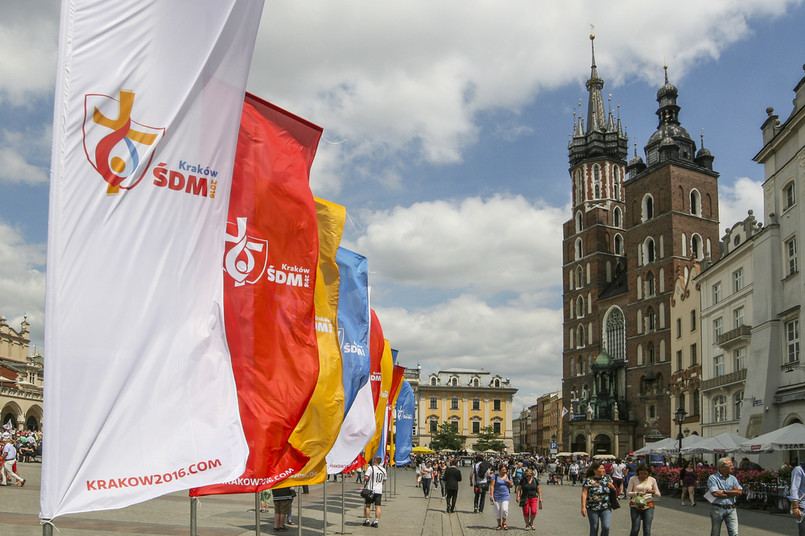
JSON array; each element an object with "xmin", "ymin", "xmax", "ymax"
[{"xmin": 673, "ymin": 407, "xmax": 687, "ymax": 467}]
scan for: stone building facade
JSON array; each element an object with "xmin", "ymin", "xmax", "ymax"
[{"xmin": 0, "ymin": 315, "xmax": 43, "ymax": 431}]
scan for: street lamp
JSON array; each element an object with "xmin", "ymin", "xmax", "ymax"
[{"xmin": 673, "ymin": 407, "xmax": 687, "ymax": 466}]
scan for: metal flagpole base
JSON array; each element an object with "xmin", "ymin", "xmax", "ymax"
[
  {"xmin": 190, "ymin": 497, "xmax": 198, "ymax": 536},
  {"xmin": 334, "ymin": 474, "xmax": 352, "ymax": 535}
]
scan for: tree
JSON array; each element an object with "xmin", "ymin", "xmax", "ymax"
[
  {"xmin": 430, "ymin": 422, "xmax": 464, "ymax": 452},
  {"xmin": 473, "ymin": 425, "xmax": 506, "ymax": 452}
]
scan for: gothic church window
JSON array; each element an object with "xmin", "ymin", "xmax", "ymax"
[
  {"xmin": 575, "ymin": 170, "xmax": 583, "ymax": 205},
  {"xmin": 604, "ymin": 307, "xmax": 625, "ymax": 360},
  {"xmin": 690, "ymin": 189, "xmax": 701, "ymax": 216},
  {"xmin": 642, "ymin": 194, "xmax": 654, "ymax": 221},
  {"xmin": 575, "ymin": 211, "xmax": 583, "ymax": 233},
  {"xmin": 576, "ymin": 238, "xmax": 583, "ymax": 260},
  {"xmin": 614, "ymin": 234, "xmax": 623, "ymax": 255},
  {"xmin": 691, "ymin": 234, "xmax": 702, "ymax": 260},
  {"xmin": 593, "ymin": 165, "xmax": 601, "ymax": 198}
]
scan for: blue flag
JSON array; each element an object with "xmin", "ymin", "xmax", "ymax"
[
  {"xmin": 394, "ymin": 380, "xmax": 415, "ymax": 466},
  {"xmin": 335, "ymin": 247, "xmax": 371, "ymax": 415}
]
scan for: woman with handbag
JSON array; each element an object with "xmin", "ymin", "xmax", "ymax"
[
  {"xmin": 581, "ymin": 461, "xmax": 617, "ymax": 536},
  {"xmin": 625, "ymin": 464, "xmax": 661, "ymax": 536},
  {"xmin": 489, "ymin": 464, "xmax": 515, "ymax": 530},
  {"xmin": 516, "ymin": 468, "xmax": 542, "ymax": 530}
]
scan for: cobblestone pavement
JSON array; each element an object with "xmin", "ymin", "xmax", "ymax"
[{"xmin": 0, "ymin": 463, "xmax": 797, "ymax": 536}]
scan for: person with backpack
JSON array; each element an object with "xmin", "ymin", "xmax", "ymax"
[
  {"xmin": 471, "ymin": 455, "xmax": 492, "ymax": 513},
  {"xmin": 363, "ymin": 456, "xmax": 388, "ymax": 528}
]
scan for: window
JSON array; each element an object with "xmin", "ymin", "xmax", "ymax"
[
  {"xmin": 676, "ymin": 349, "xmax": 683, "ymax": 371},
  {"xmin": 645, "ymin": 238, "xmax": 656, "ymax": 263},
  {"xmin": 713, "ymin": 318, "xmax": 723, "ymax": 340},
  {"xmin": 643, "ymin": 195, "xmax": 654, "ymax": 221},
  {"xmin": 785, "ymin": 181, "xmax": 796, "ymax": 210},
  {"xmin": 449, "ymin": 377, "xmax": 458, "ymax": 386},
  {"xmin": 451, "ymin": 397, "xmax": 459, "ymax": 410},
  {"xmin": 787, "ymin": 237, "xmax": 798, "ymax": 276},
  {"xmin": 472, "ymin": 398, "xmax": 480, "ymax": 411},
  {"xmin": 614, "ymin": 234, "xmax": 623, "ymax": 255},
  {"xmin": 691, "ymin": 234, "xmax": 702, "ymax": 260},
  {"xmin": 614, "ymin": 207, "xmax": 622, "ymax": 228},
  {"xmin": 734, "ymin": 347, "xmax": 746, "ymax": 371},
  {"xmin": 614, "ymin": 168, "xmax": 621, "ymax": 200},
  {"xmin": 787, "ymin": 319, "xmax": 800, "ymax": 363},
  {"xmin": 733, "ymin": 307, "xmax": 745, "ymax": 329},
  {"xmin": 712, "ymin": 282, "xmax": 722, "ymax": 304},
  {"xmin": 733, "ymin": 268, "xmax": 744, "ymax": 292},
  {"xmin": 646, "ymin": 272, "xmax": 655, "ymax": 297},
  {"xmin": 575, "ymin": 238, "xmax": 583, "ymax": 260},
  {"xmin": 449, "ymin": 420, "xmax": 459, "ymax": 432},
  {"xmin": 575, "ymin": 211, "xmax": 583, "ymax": 233},
  {"xmin": 429, "ymin": 419, "xmax": 438, "ymax": 433},
  {"xmin": 646, "ymin": 307, "xmax": 656, "ymax": 332},
  {"xmin": 690, "ymin": 189, "xmax": 701, "ymax": 216},
  {"xmin": 693, "ymin": 389, "xmax": 700, "ymax": 416},
  {"xmin": 429, "ymin": 396, "xmax": 438, "ymax": 410},
  {"xmin": 576, "ymin": 266, "xmax": 584, "ymax": 288},
  {"xmin": 734, "ymin": 391, "xmax": 743, "ymax": 421},
  {"xmin": 472, "ymin": 377, "xmax": 480, "ymax": 387},
  {"xmin": 472, "ymin": 420, "xmax": 480, "ymax": 434},
  {"xmin": 714, "ymin": 354, "xmax": 724, "ymax": 377},
  {"xmin": 713, "ymin": 395, "xmax": 727, "ymax": 422},
  {"xmin": 691, "ymin": 310, "xmax": 697, "ymax": 331},
  {"xmin": 577, "ymin": 325, "xmax": 585, "ymax": 348},
  {"xmin": 690, "ymin": 343, "xmax": 698, "ymax": 365},
  {"xmin": 676, "ymin": 318, "xmax": 682, "ymax": 339},
  {"xmin": 593, "ymin": 165, "xmax": 601, "ymax": 198},
  {"xmin": 493, "ymin": 399, "xmax": 501, "ymax": 411},
  {"xmin": 430, "ymin": 377, "xmax": 437, "ymax": 386},
  {"xmin": 577, "ymin": 296, "xmax": 585, "ymax": 318},
  {"xmin": 494, "ymin": 378, "xmax": 501, "ymax": 388},
  {"xmin": 605, "ymin": 307, "xmax": 626, "ymax": 360},
  {"xmin": 647, "ymin": 342, "xmax": 655, "ymax": 364},
  {"xmin": 493, "ymin": 421, "xmax": 502, "ymax": 434},
  {"xmin": 575, "ymin": 171, "xmax": 583, "ymax": 205}
]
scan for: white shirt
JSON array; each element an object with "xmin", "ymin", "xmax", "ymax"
[
  {"xmin": 612, "ymin": 463, "xmax": 625, "ymax": 479},
  {"xmin": 2, "ymin": 443, "xmax": 16, "ymax": 461},
  {"xmin": 366, "ymin": 465, "xmax": 387, "ymax": 494}
]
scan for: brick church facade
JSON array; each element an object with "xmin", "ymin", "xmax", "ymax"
[{"xmin": 561, "ymin": 35, "xmax": 720, "ymax": 456}]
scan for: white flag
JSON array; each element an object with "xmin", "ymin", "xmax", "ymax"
[
  {"xmin": 562, "ymin": 407, "xmax": 569, "ymax": 418},
  {"xmin": 42, "ymin": 0, "xmax": 263, "ymax": 519}
]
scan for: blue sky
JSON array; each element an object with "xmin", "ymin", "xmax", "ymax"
[{"xmin": 1, "ymin": 0, "xmax": 804, "ymax": 410}]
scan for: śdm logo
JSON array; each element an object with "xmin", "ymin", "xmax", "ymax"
[
  {"xmin": 83, "ymin": 90, "xmax": 165, "ymax": 195},
  {"xmin": 224, "ymin": 218, "xmax": 268, "ymax": 287}
]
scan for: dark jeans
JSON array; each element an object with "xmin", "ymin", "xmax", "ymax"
[
  {"xmin": 474, "ymin": 485, "xmax": 487, "ymax": 511},
  {"xmin": 629, "ymin": 506, "xmax": 655, "ymax": 536},
  {"xmin": 445, "ymin": 489, "xmax": 458, "ymax": 512},
  {"xmin": 422, "ymin": 477, "xmax": 431, "ymax": 497}
]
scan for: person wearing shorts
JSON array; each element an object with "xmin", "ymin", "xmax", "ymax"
[{"xmin": 363, "ymin": 456, "xmax": 387, "ymax": 528}]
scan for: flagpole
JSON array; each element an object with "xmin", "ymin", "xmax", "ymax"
[
  {"xmin": 323, "ymin": 481, "xmax": 327, "ymax": 535},
  {"xmin": 190, "ymin": 497, "xmax": 198, "ymax": 536},
  {"xmin": 295, "ymin": 486, "xmax": 302, "ymax": 536},
  {"xmin": 254, "ymin": 493, "xmax": 261, "ymax": 536}
]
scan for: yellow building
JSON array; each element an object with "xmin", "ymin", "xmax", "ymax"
[
  {"xmin": 415, "ymin": 369, "xmax": 517, "ymax": 452},
  {"xmin": 0, "ymin": 315, "xmax": 43, "ymax": 431}
]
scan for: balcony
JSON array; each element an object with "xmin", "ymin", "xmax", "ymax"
[
  {"xmin": 717, "ymin": 325, "xmax": 751, "ymax": 349},
  {"xmin": 701, "ymin": 368, "xmax": 746, "ymax": 391}
]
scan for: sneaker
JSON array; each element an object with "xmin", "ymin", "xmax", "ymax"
[
  {"xmin": 371, "ymin": 520, "xmax": 379, "ymax": 528},
  {"xmin": 474, "ymin": 508, "xmax": 478, "ymax": 513},
  {"xmin": 363, "ymin": 520, "xmax": 371, "ymax": 526}
]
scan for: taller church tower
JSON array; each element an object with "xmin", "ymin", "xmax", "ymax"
[{"xmin": 562, "ymin": 34, "xmax": 634, "ymax": 456}]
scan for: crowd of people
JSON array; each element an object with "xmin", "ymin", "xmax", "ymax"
[{"xmin": 0, "ymin": 428, "xmax": 41, "ymax": 488}]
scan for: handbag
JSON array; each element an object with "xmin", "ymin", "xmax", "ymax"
[
  {"xmin": 609, "ymin": 487, "xmax": 620, "ymax": 510},
  {"xmin": 360, "ymin": 487, "xmax": 374, "ymax": 500},
  {"xmin": 518, "ymin": 497, "xmax": 527, "ymax": 507}
]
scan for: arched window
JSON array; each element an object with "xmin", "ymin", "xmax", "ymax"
[
  {"xmin": 646, "ymin": 272, "xmax": 655, "ymax": 297},
  {"xmin": 449, "ymin": 376, "xmax": 458, "ymax": 386},
  {"xmin": 613, "ymin": 168, "xmax": 621, "ymax": 200},
  {"xmin": 645, "ymin": 237, "xmax": 656, "ymax": 263},
  {"xmin": 575, "ymin": 211, "xmax": 583, "ymax": 233},
  {"xmin": 430, "ymin": 377, "xmax": 437, "ymax": 386},
  {"xmin": 614, "ymin": 207, "xmax": 622, "ymax": 228},
  {"xmin": 605, "ymin": 307, "xmax": 626, "ymax": 360},
  {"xmin": 575, "ymin": 170, "xmax": 583, "ymax": 205},
  {"xmin": 647, "ymin": 341, "xmax": 656, "ymax": 363},
  {"xmin": 577, "ymin": 296, "xmax": 584, "ymax": 318},
  {"xmin": 576, "ymin": 238, "xmax": 583, "ymax": 260},
  {"xmin": 614, "ymin": 234, "xmax": 624, "ymax": 255},
  {"xmin": 576, "ymin": 266, "xmax": 584, "ymax": 288},
  {"xmin": 691, "ymin": 234, "xmax": 702, "ymax": 260},
  {"xmin": 570, "ymin": 358, "xmax": 576, "ymax": 376},
  {"xmin": 642, "ymin": 194, "xmax": 654, "ymax": 221},
  {"xmin": 593, "ymin": 165, "xmax": 601, "ymax": 198},
  {"xmin": 493, "ymin": 378, "xmax": 501, "ymax": 388},
  {"xmin": 472, "ymin": 377, "xmax": 480, "ymax": 387},
  {"xmin": 577, "ymin": 325, "xmax": 585, "ymax": 348},
  {"xmin": 647, "ymin": 307, "xmax": 656, "ymax": 332},
  {"xmin": 690, "ymin": 189, "xmax": 701, "ymax": 216}
]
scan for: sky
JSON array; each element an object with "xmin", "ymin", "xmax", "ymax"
[{"xmin": 1, "ymin": 0, "xmax": 804, "ymax": 411}]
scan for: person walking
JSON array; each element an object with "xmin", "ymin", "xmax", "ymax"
[
  {"xmin": 569, "ymin": 460, "xmax": 581, "ymax": 486},
  {"xmin": 789, "ymin": 461, "xmax": 805, "ymax": 536},
  {"xmin": 472, "ymin": 456, "xmax": 491, "ymax": 513},
  {"xmin": 626, "ymin": 463, "xmax": 661, "ymax": 536},
  {"xmin": 443, "ymin": 458, "xmax": 463, "ymax": 513},
  {"xmin": 363, "ymin": 456, "xmax": 387, "ymax": 528},
  {"xmin": 680, "ymin": 461, "xmax": 697, "ymax": 506},
  {"xmin": 612, "ymin": 458, "xmax": 626, "ymax": 498},
  {"xmin": 420, "ymin": 460, "xmax": 434, "ymax": 499},
  {"xmin": 581, "ymin": 461, "xmax": 617, "ymax": 536},
  {"xmin": 707, "ymin": 457, "xmax": 743, "ymax": 536},
  {"xmin": 490, "ymin": 464, "xmax": 514, "ymax": 530},
  {"xmin": 271, "ymin": 487, "xmax": 294, "ymax": 532},
  {"xmin": 516, "ymin": 468, "xmax": 542, "ymax": 531},
  {"xmin": 1, "ymin": 438, "xmax": 24, "ymax": 487}
]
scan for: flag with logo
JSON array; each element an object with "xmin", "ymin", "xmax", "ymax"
[
  {"xmin": 326, "ymin": 248, "xmax": 372, "ymax": 474},
  {"xmin": 366, "ymin": 339, "xmax": 394, "ymax": 464},
  {"xmin": 191, "ymin": 94, "xmax": 322, "ymax": 496},
  {"xmin": 394, "ymin": 380, "xmax": 415, "ymax": 466},
  {"xmin": 43, "ymin": 0, "xmax": 263, "ymax": 518},
  {"xmin": 275, "ymin": 198, "xmax": 346, "ymax": 487},
  {"xmin": 386, "ymin": 364, "xmax": 406, "ymax": 464}
]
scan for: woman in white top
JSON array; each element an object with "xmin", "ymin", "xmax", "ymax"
[
  {"xmin": 625, "ymin": 464, "xmax": 661, "ymax": 536},
  {"xmin": 420, "ymin": 460, "xmax": 434, "ymax": 498}
]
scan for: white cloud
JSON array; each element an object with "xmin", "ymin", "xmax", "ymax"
[
  {"xmin": 0, "ymin": 127, "xmax": 52, "ymax": 185},
  {"xmin": 348, "ymin": 194, "xmax": 565, "ymax": 294},
  {"xmin": 0, "ymin": 220, "xmax": 46, "ymax": 348},
  {"xmin": 718, "ymin": 176, "xmax": 764, "ymax": 234}
]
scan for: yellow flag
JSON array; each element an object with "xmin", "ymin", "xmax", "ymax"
[
  {"xmin": 278, "ymin": 198, "xmax": 346, "ymax": 487},
  {"xmin": 364, "ymin": 339, "xmax": 393, "ymax": 462}
]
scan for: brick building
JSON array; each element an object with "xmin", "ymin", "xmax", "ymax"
[{"xmin": 561, "ymin": 35, "xmax": 720, "ymax": 456}]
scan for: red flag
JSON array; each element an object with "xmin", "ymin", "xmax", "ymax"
[{"xmin": 192, "ymin": 93, "xmax": 322, "ymax": 496}]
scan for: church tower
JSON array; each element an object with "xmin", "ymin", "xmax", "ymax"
[
  {"xmin": 562, "ymin": 34, "xmax": 633, "ymax": 456},
  {"xmin": 623, "ymin": 66, "xmax": 720, "ymax": 443}
]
